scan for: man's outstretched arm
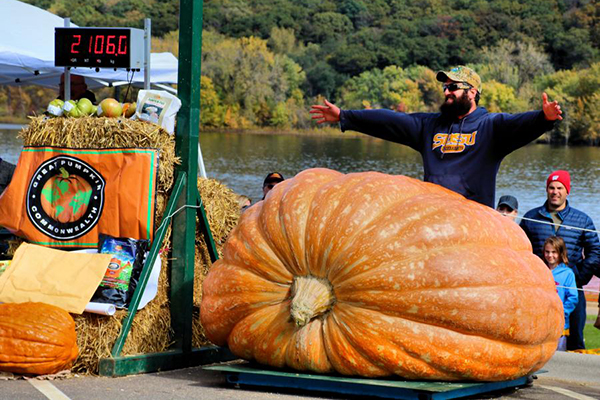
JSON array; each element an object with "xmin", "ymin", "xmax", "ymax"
[
  {"xmin": 310, "ymin": 99, "xmax": 340, "ymax": 124},
  {"xmin": 493, "ymin": 92, "xmax": 562, "ymax": 155},
  {"xmin": 542, "ymin": 92, "xmax": 563, "ymax": 121}
]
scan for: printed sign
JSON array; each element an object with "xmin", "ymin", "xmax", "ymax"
[{"xmin": 0, "ymin": 147, "xmax": 158, "ymax": 248}]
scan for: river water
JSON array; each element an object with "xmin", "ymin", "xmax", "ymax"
[
  {"xmin": 1, "ymin": 128, "xmax": 599, "ymax": 224},
  {"xmin": 196, "ymin": 131, "xmax": 600, "ymax": 225}
]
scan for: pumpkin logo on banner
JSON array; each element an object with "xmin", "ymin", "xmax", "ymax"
[{"xmin": 26, "ymin": 155, "xmax": 105, "ymax": 240}]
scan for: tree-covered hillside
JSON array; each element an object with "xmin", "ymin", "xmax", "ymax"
[{"xmin": 5, "ymin": 0, "xmax": 598, "ymax": 144}]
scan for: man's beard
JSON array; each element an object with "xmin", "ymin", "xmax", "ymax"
[{"xmin": 440, "ymin": 91, "xmax": 473, "ymax": 118}]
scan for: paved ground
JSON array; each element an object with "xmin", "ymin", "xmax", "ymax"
[
  {"xmin": 2, "ymin": 350, "xmax": 600, "ymax": 400},
  {"xmin": 2, "ymin": 302, "xmax": 599, "ymax": 399}
]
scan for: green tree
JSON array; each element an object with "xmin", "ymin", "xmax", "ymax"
[
  {"xmin": 201, "ymin": 31, "xmax": 305, "ymax": 126},
  {"xmin": 479, "ymin": 81, "xmax": 526, "ymax": 113},
  {"xmin": 268, "ymin": 27, "xmax": 297, "ymax": 55},
  {"xmin": 478, "ymin": 40, "xmax": 554, "ymax": 89},
  {"xmin": 538, "ymin": 63, "xmax": 600, "ymax": 144},
  {"xmin": 308, "ymin": 12, "xmax": 353, "ymax": 42},
  {"xmin": 339, "ymin": 66, "xmax": 425, "ymax": 112},
  {"xmin": 270, "ymin": 102, "xmax": 290, "ymax": 127},
  {"xmin": 200, "ymin": 76, "xmax": 223, "ymax": 127}
]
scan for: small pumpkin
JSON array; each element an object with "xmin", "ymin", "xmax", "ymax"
[
  {"xmin": 200, "ymin": 168, "xmax": 563, "ymax": 381},
  {"xmin": 40, "ymin": 167, "xmax": 92, "ymax": 223},
  {"xmin": 0, "ymin": 302, "xmax": 78, "ymax": 375}
]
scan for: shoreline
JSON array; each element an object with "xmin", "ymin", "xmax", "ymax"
[
  {"xmin": 1, "ymin": 123, "xmax": 594, "ymax": 146},
  {"xmin": 199, "ymin": 126, "xmax": 363, "ymax": 138}
]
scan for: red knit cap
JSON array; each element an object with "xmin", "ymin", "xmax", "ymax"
[{"xmin": 546, "ymin": 170, "xmax": 571, "ymax": 194}]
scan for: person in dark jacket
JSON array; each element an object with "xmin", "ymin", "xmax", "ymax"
[
  {"xmin": 520, "ymin": 170, "xmax": 600, "ymax": 350},
  {"xmin": 496, "ymin": 194, "xmax": 519, "ymax": 222},
  {"xmin": 58, "ymin": 73, "xmax": 97, "ymax": 104},
  {"xmin": 262, "ymin": 172, "xmax": 285, "ymax": 200},
  {"xmin": 0, "ymin": 158, "xmax": 15, "ymax": 195},
  {"xmin": 310, "ymin": 66, "xmax": 563, "ymax": 208}
]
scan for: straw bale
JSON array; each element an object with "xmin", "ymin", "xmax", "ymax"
[
  {"xmin": 20, "ymin": 116, "xmax": 178, "ymax": 199},
  {"xmin": 13, "ymin": 117, "xmax": 243, "ymax": 373},
  {"xmin": 19, "ymin": 116, "xmax": 178, "ymax": 374},
  {"xmin": 193, "ymin": 178, "xmax": 243, "ymax": 347}
]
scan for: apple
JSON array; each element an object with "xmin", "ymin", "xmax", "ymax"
[
  {"xmin": 77, "ymin": 98, "xmax": 94, "ymax": 116},
  {"xmin": 47, "ymin": 99, "xmax": 64, "ymax": 117},
  {"xmin": 98, "ymin": 98, "xmax": 123, "ymax": 118},
  {"xmin": 67, "ymin": 103, "xmax": 84, "ymax": 118},
  {"xmin": 62, "ymin": 100, "xmax": 79, "ymax": 117}
]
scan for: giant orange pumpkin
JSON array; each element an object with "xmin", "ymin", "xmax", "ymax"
[
  {"xmin": 0, "ymin": 302, "xmax": 78, "ymax": 375},
  {"xmin": 200, "ymin": 168, "xmax": 563, "ymax": 381}
]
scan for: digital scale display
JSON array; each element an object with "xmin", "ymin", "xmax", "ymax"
[{"xmin": 55, "ymin": 27, "xmax": 144, "ymax": 69}]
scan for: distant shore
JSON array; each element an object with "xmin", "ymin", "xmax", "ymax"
[
  {"xmin": 199, "ymin": 126, "xmax": 362, "ymax": 138},
  {"xmin": 2, "ymin": 122, "xmax": 593, "ymax": 146},
  {"xmin": 0, "ymin": 123, "xmax": 25, "ymax": 131}
]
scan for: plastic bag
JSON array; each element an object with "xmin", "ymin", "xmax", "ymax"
[
  {"xmin": 134, "ymin": 90, "xmax": 181, "ymax": 133},
  {"xmin": 90, "ymin": 234, "xmax": 149, "ymax": 308}
]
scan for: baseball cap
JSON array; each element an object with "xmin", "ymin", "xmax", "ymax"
[
  {"xmin": 263, "ymin": 172, "xmax": 284, "ymax": 187},
  {"xmin": 497, "ymin": 195, "xmax": 518, "ymax": 211},
  {"xmin": 436, "ymin": 66, "xmax": 482, "ymax": 93},
  {"xmin": 546, "ymin": 170, "xmax": 571, "ymax": 194}
]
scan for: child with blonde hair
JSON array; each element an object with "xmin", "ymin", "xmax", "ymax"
[{"xmin": 544, "ymin": 236, "xmax": 579, "ymax": 351}]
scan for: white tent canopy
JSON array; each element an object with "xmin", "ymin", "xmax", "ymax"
[{"xmin": 0, "ymin": 0, "xmax": 178, "ymax": 90}]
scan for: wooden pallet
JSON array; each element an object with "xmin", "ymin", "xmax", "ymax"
[{"xmin": 204, "ymin": 362, "xmax": 532, "ymax": 400}]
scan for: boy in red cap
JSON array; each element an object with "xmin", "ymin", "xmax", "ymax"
[{"xmin": 520, "ymin": 169, "xmax": 600, "ymax": 350}]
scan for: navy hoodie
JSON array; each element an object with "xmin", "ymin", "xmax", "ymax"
[{"xmin": 340, "ymin": 107, "xmax": 555, "ymax": 207}]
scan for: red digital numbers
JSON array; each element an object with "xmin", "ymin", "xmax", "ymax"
[
  {"xmin": 118, "ymin": 35, "xmax": 128, "ymax": 54},
  {"xmin": 94, "ymin": 35, "xmax": 104, "ymax": 54},
  {"xmin": 71, "ymin": 34, "xmax": 81, "ymax": 54},
  {"xmin": 71, "ymin": 33, "xmax": 128, "ymax": 56},
  {"xmin": 106, "ymin": 35, "xmax": 116, "ymax": 54}
]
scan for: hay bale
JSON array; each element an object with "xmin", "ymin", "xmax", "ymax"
[
  {"xmin": 193, "ymin": 178, "xmax": 243, "ymax": 347},
  {"xmin": 17, "ymin": 116, "xmax": 242, "ymax": 374},
  {"xmin": 19, "ymin": 116, "xmax": 177, "ymax": 199},
  {"xmin": 20, "ymin": 116, "xmax": 178, "ymax": 374}
]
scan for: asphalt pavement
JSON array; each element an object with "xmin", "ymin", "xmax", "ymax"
[
  {"xmin": 1, "ymin": 348, "xmax": 600, "ymax": 400},
  {"xmin": 2, "ymin": 301, "xmax": 600, "ymax": 400}
]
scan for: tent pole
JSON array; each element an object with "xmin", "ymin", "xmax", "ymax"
[
  {"xmin": 63, "ymin": 18, "xmax": 70, "ymax": 101},
  {"xmin": 144, "ymin": 19, "xmax": 151, "ymax": 90}
]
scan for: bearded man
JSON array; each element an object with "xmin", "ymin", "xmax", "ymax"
[{"xmin": 310, "ymin": 66, "xmax": 563, "ymax": 207}]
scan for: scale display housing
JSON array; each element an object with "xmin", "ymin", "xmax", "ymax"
[{"xmin": 55, "ymin": 27, "xmax": 144, "ymax": 69}]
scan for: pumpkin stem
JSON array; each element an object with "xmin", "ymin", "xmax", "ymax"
[
  {"xmin": 290, "ymin": 275, "xmax": 335, "ymax": 327},
  {"xmin": 59, "ymin": 167, "xmax": 69, "ymax": 179}
]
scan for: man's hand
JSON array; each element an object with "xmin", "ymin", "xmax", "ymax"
[
  {"xmin": 542, "ymin": 92, "xmax": 563, "ymax": 121},
  {"xmin": 310, "ymin": 99, "xmax": 341, "ymax": 124}
]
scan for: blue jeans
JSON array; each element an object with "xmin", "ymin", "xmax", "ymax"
[{"xmin": 567, "ymin": 291, "xmax": 587, "ymax": 350}]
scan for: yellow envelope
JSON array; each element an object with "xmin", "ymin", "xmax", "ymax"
[{"xmin": 0, "ymin": 243, "xmax": 112, "ymax": 314}]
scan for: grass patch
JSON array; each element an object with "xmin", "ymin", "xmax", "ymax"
[{"xmin": 584, "ymin": 323, "xmax": 600, "ymax": 349}]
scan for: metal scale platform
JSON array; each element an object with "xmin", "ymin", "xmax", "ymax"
[{"xmin": 204, "ymin": 362, "xmax": 532, "ymax": 400}]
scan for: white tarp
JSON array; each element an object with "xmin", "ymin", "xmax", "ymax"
[{"xmin": 0, "ymin": 0, "xmax": 178, "ymax": 90}]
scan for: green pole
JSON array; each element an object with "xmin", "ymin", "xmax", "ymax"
[{"xmin": 171, "ymin": 0, "xmax": 203, "ymax": 352}]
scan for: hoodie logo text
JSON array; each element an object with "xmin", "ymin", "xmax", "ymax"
[{"xmin": 432, "ymin": 131, "xmax": 478, "ymax": 153}]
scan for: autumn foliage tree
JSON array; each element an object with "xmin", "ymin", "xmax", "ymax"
[{"xmin": 5, "ymin": 0, "xmax": 597, "ymax": 144}]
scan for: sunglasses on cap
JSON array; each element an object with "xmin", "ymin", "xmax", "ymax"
[{"xmin": 442, "ymin": 82, "xmax": 472, "ymax": 92}]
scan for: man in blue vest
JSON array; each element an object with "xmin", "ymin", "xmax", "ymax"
[{"xmin": 520, "ymin": 170, "xmax": 600, "ymax": 350}]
